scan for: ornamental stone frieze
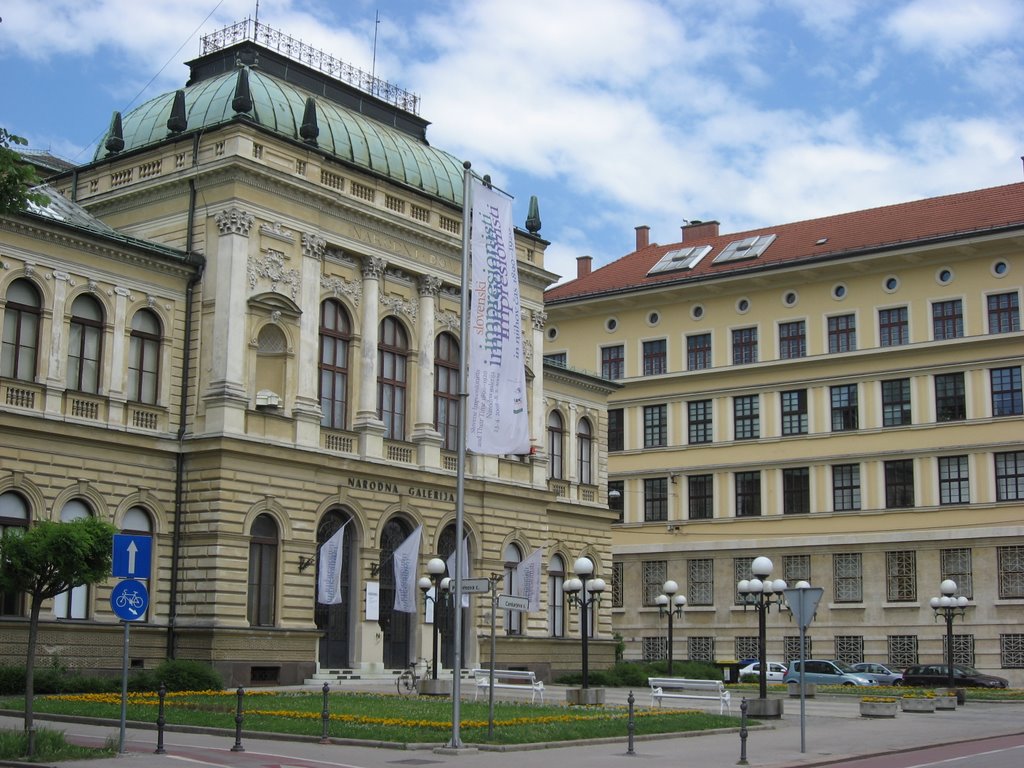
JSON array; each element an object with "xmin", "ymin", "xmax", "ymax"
[
  {"xmin": 321, "ymin": 274, "xmax": 361, "ymax": 306},
  {"xmin": 435, "ymin": 308, "xmax": 459, "ymax": 333},
  {"xmin": 216, "ymin": 207, "xmax": 254, "ymax": 236},
  {"xmin": 260, "ymin": 222, "xmax": 295, "ymax": 244},
  {"xmin": 248, "ymin": 249, "xmax": 301, "ymax": 300},
  {"xmin": 379, "ymin": 291, "xmax": 418, "ymax": 321}
]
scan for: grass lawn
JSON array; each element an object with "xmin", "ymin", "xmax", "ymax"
[{"xmin": 0, "ymin": 726, "xmax": 117, "ymax": 762}]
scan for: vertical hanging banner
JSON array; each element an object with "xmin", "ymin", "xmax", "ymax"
[
  {"xmin": 467, "ymin": 178, "xmax": 531, "ymax": 455},
  {"xmin": 392, "ymin": 525, "xmax": 423, "ymax": 613},
  {"xmin": 515, "ymin": 548, "xmax": 543, "ymax": 612},
  {"xmin": 317, "ymin": 521, "xmax": 349, "ymax": 605}
]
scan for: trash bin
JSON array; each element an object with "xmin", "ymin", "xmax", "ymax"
[{"xmin": 714, "ymin": 661, "xmax": 741, "ymax": 683}]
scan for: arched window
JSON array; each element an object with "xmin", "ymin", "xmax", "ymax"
[
  {"xmin": 68, "ymin": 294, "xmax": 104, "ymax": 393},
  {"xmin": 548, "ymin": 554, "xmax": 565, "ymax": 638},
  {"xmin": 434, "ymin": 333, "xmax": 460, "ymax": 450},
  {"xmin": 577, "ymin": 418, "xmax": 593, "ymax": 485},
  {"xmin": 0, "ymin": 491, "xmax": 30, "ymax": 616},
  {"xmin": 377, "ymin": 317, "xmax": 408, "ymax": 440},
  {"xmin": 547, "ymin": 411, "xmax": 565, "ymax": 480},
  {"xmin": 54, "ymin": 499, "xmax": 93, "ymax": 619},
  {"xmin": 128, "ymin": 309, "xmax": 161, "ymax": 404},
  {"xmin": 247, "ymin": 514, "xmax": 278, "ymax": 627},
  {"xmin": 121, "ymin": 506, "xmax": 153, "ymax": 620},
  {"xmin": 319, "ymin": 300, "xmax": 351, "ymax": 429},
  {"xmin": 1, "ymin": 278, "xmax": 42, "ymax": 381},
  {"xmin": 503, "ymin": 542, "xmax": 523, "ymax": 635}
]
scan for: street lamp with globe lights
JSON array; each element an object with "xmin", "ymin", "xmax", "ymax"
[
  {"xmin": 929, "ymin": 579, "xmax": 970, "ymax": 691},
  {"xmin": 418, "ymin": 557, "xmax": 450, "ymax": 683},
  {"xmin": 655, "ymin": 580, "xmax": 686, "ymax": 675},
  {"xmin": 563, "ymin": 556, "xmax": 605, "ymax": 691},
  {"xmin": 737, "ymin": 556, "xmax": 787, "ymax": 702}
]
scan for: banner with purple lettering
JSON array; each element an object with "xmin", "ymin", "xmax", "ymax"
[
  {"xmin": 467, "ymin": 179, "xmax": 530, "ymax": 455},
  {"xmin": 392, "ymin": 525, "xmax": 423, "ymax": 613},
  {"xmin": 515, "ymin": 548, "xmax": 543, "ymax": 612},
  {"xmin": 316, "ymin": 521, "xmax": 349, "ymax": 605}
]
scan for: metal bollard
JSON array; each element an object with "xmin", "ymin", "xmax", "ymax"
[
  {"xmin": 319, "ymin": 682, "xmax": 331, "ymax": 744},
  {"xmin": 231, "ymin": 686, "xmax": 245, "ymax": 752},
  {"xmin": 737, "ymin": 697, "xmax": 748, "ymax": 766},
  {"xmin": 626, "ymin": 690, "xmax": 636, "ymax": 755},
  {"xmin": 154, "ymin": 683, "xmax": 167, "ymax": 754}
]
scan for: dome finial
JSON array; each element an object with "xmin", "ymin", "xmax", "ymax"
[
  {"xmin": 232, "ymin": 68, "xmax": 253, "ymax": 114},
  {"xmin": 104, "ymin": 111, "xmax": 125, "ymax": 155},
  {"xmin": 300, "ymin": 97, "xmax": 319, "ymax": 145},
  {"xmin": 167, "ymin": 90, "xmax": 187, "ymax": 134},
  {"xmin": 526, "ymin": 195, "xmax": 541, "ymax": 234}
]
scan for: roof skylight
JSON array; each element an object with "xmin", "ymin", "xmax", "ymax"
[
  {"xmin": 647, "ymin": 244, "xmax": 713, "ymax": 276},
  {"xmin": 712, "ymin": 234, "xmax": 777, "ymax": 264}
]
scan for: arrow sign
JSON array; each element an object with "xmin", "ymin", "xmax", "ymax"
[
  {"xmin": 497, "ymin": 594, "xmax": 530, "ymax": 612},
  {"xmin": 110, "ymin": 579, "xmax": 149, "ymax": 622},
  {"xmin": 112, "ymin": 535, "xmax": 152, "ymax": 579}
]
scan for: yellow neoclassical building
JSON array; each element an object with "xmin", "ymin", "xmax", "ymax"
[
  {"xmin": 0, "ymin": 21, "xmax": 617, "ymax": 686},
  {"xmin": 545, "ymin": 185, "xmax": 1024, "ymax": 685}
]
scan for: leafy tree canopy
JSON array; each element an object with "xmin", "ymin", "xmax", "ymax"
[
  {"xmin": 0, "ymin": 518, "xmax": 116, "ymax": 601},
  {"xmin": 0, "ymin": 128, "xmax": 50, "ymax": 214}
]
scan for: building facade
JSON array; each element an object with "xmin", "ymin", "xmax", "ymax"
[
  {"xmin": 545, "ymin": 185, "xmax": 1024, "ymax": 684},
  {"xmin": 0, "ymin": 21, "xmax": 616, "ymax": 686}
]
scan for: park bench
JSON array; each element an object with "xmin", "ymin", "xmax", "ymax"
[
  {"xmin": 472, "ymin": 668, "xmax": 545, "ymax": 703},
  {"xmin": 648, "ymin": 677, "xmax": 731, "ymax": 714}
]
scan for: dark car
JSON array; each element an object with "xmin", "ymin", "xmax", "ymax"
[
  {"xmin": 901, "ymin": 664, "xmax": 1008, "ymax": 688},
  {"xmin": 850, "ymin": 662, "xmax": 903, "ymax": 685}
]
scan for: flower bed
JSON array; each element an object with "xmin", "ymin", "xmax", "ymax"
[{"xmin": 860, "ymin": 697, "xmax": 897, "ymax": 718}]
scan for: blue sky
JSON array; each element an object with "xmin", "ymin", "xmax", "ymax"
[{"xmin": 3, "ymin": 0, "xmax": 1023, "ymax": 284}]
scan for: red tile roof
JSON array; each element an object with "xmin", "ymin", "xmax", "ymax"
[{"xmin": 545, "ymin": 182, "xmax": 1024, "ymax": 303}]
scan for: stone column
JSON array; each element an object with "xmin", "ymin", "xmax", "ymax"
[
  {"xmin": 43, "ymin": 270, "xmax": 71, "ymax": 415},
  {"xmin": 530, "ymin": 310, "xmax": 548, "ymax": 485},
  {"xmin": 354, "ymin": 256, "xmax": 387, "ymax": 455},
  {"xmin": 412, "ymin": 275, "xmax": 443, "ymax": 464},
  {"xmin": 293, "ymin": 233, "xmax": 326, "ymax": 446}
]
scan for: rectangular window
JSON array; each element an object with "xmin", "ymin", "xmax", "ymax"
[
  {"xmin": 643, "ymin": 404, "xmax": 668, "ymax": 447},
  {"xmin": 995, "ymin": 451, "xmax": 1024, "ymax": 501},
  {"xmin": 879, "ymin": 306, "xmax": 909, "ymax": 347},
  {"xmin": 780, "ymin": 389, "xmax": 808, "ymax": 435},
  {"xmin": 734, "ymin": 395, "xmax": 760, "ymax": 440},
  {"xmin": 783, "ymin": 467, "xmax": 810, "ymax": 515},
  {"xmin": 779, "ymin": 320, "xmax": 806, "ymax": 359},
  {"xmin": 608, "ymin": 408, "xmax": 624, "ymax": 452},
  {"xmin": 688, "ymin": 399, "xmax": 713, "ymax": 444},
  {"xmin": 688, "ymin": 636, "xmax": 716, "ymax": 662},
  {"xmin": 643, "ymin": 339, "xmax": 667, "ymax": 376},
  {"xmin": 991, "ymin": 366, "xmax": 1023, "ymax": 416},
  {"xmin": 687, "ymin": 333, "xmax": 712, "ymax": 370},
  {"xmin": 988, "ymin": 292, "xmax": 1021, "ymax": 334},
  {"xmin": 543, "ymin": 352, "xmax": 566, "ymax": 367},
  {"xmin": 733, "ymin": 557, "xmax": 754, "ymax": 604},
  {"xmin": 1001, "ymin": 634, "xmax": 1024, "ymax": 668},
  {"xmin": 642, "ymin": 636, "xmax": 668, "ymax": 662},
  {"xmin": 941, "ymin": 548, "xmax": 973, "ymax": 599},
  {"xmin": 938, "ymin": 455, "xmax": 970, "ymax": 505},
  {"xmin": 828, "ymin": 314, "xmax": 857, "ymax": 353},
  {"xmin": 608, "ymin": 480, "xmax": 624, "ymax": 524},
  {"xmin": 888, "ymin": 635, "xmax": 919, "ymax": 669},
  {"xmin": 601, "ymin": 345, "xmax": 624, "ymax": 380},
  {"xmin": 881, "ymin": 378, "xmax": 912, "ymax": 427},
  {"xmin": 687, "ymin": 474, "xmax": 714, "ymax": 520},
  {"xmin": 833, "ymin": 553, "xmax": 863, "ymax": 603},
  {"xmin": 830, "ymin": 384, "xmax": 859, "ymax": 431},
  {"xmin": 735, "ymin": 636, "xmax": 759, "ymax": 662},
  {"xmin": 886, "ymin": 550, "xmax": 917, "ymax": 602},
  {"xmin": 932, "ymin": 299, "xmax": 964, "ymax": 340},
  {"xmin": 832, "ymin": 464, "xmax": 861, "ymax": 511},
  {"xmin": 935, "ymin": 372, "xmax": 966, "ymax": 421},
  {"xmin": 687, "ymin": 558, "xmax": 714, "ymax": 606},
  {"xmin": 835, "ymin": 635, "xmax": 864, "ymax": 666},
  {"xmin": 784, "ymin": 636, "xmax": 812, "ymax": 665},
  {"xmin": 735, "ymin": 471, "xmax": 761, "ymax": 517},
  {"xmin": 611, "ymin": 561, "xmax": 623, "ymax": 608},
  {"xmin": 644, "ymin": 478, "xmax": 668, "ymax": 522},
  {"xmin": 998, "ymin": 546, "xmax": 1024, "ymax": 599},
  {"xmin": 732, "ymin": 327, "xmax": 758, "ymax": 365},
  {"xmin": 642, "ymin": 560, "xmax": 667, "ymax": 606},
  {"xmin": 884, "ymin": 459, "xmax": 915, "ymax": 508},
  {"xmin": 784, "ymin": 554, "xmax": 811, "ymax": 585}
]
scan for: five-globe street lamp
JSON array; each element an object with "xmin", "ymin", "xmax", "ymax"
[
  {"xmin": 655, "ymin": 580, "xmax": 687, "ymax": 675},
  {"xmin": 417, "ymin": 557, "xmax": 450, "ymax": 681},
  {"xmin": 563, "ymin": 556, "xmax": 606, "ymax": 690},
  {"xmin": 929, "ymin": 579, "xmax": 970, "ymax": 691},
  {"xmin": 737, "ymin": 556, "xmax": 788, "ymax": 701}
]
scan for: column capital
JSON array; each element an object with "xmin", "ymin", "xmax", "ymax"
[
  {"xmin": 215, "ymin": 207, "xmax": 254, "ymax": 236},
  {"xmin": 362, "ymin": 256, "xmax": 387, "ymax": 280}
]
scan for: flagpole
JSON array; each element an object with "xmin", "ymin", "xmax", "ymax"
[{"xmin": 448, "ymin": 160, "xmax": 473, "ymax": 749}]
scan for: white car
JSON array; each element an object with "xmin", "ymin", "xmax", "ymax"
[{"xmin": 739, "ymin": 661, "xmax": 788, "ymax": 682}]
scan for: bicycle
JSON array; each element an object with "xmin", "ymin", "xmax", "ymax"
[{"xmin": 395, "ymin": 658, "xmax": 431, "ymax": 695}]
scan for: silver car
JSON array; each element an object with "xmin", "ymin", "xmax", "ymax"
[
  {"xmin": 783, "ymin": 659, "xmax": 873, "ymax": 686},
  {"xmin": 850, "ymin": 662, "xmax": 903, "ymax": 685}
]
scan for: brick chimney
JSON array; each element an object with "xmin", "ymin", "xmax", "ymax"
[
  {"xmin": 635, "ymin": 225, "xmax": 650, "ymax": 250},
  {"xmin": 681, "ymin": 220, "xmax": 720, "ymax": 242},
  {"xmin": 577, "ymin": 255, "xmax": 592, "ymax": 279}
]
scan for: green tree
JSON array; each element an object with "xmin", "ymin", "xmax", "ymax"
[
  {"xmin": 0, "ymin": 128, "xmax": 49, "ymax": 214},
  {"xmin": 0, "ymin": 518, "xmax": 116, "ymax": 752}
]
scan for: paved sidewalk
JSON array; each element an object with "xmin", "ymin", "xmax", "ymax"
[{"xmin": 4, "ymin": 684, "xmax": 1023, "ymax": 768}]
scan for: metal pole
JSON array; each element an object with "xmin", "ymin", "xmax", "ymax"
[
  {"xmin": 488, "ymin": 578, "xmax": 497, "ymax": 739},
  {"xmin": 737, "ymin": 697, "xmax": 749, "ymax": 765},
  {"xmin": 119, "ymin": 622, "xmax": 129, "ymax": 754},
  {"xmin": 667, "ymin": 610, "xmax": 674, "ymax": 676},
  {"xmin": 946, "ymin": 611, "xmax": 955, "ymax": 690},
  {"xmin": 581, "ymin": 584, "xmax": 590, "ymax": 689},
  {"xmin": 757, "ymin": 598, "xmax": 767, "ymax": 700},
  {"xmin": 154, "ymin": 683, "xmax": 166, "ymax": 754},
  {"xmin": 798, "ymin": 620, "xmax": 806, "ymax": 753},
  {"xmin": 626, "ymin": 691, "xmax": 636, "ymax": 755},
  {"xmin": 431, "ymin": 591, "xmax": 440, "ymax": 680},
  {"xmin": 319, "ymin": 682, "xmax": 330, "ymax": 744},
  {"xmin": 231, "ymin": 687, "xmax": 245, "ymax": 752}
]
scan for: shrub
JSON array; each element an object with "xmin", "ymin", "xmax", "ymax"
[
  {"xmin": 555, "ymin": 659, "xmax": 724, "ymax": 687},
  {"xmin": 143, "ymin": 660, "xmax": 223, "ymax": 692}
]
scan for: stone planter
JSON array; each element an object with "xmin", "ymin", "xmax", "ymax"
[
  {"xmin": 744, "ymin": 697, "xmax": 784, "ymax": 718},
  {"xmin": 860, "ymin": 699, "xmax": 898, "ymax": 718},
  {"xmin": 418, "ymin": 678, "xmax": 452, "ymax": 696},
  {"xmin": 937, "ymin": 687, "xmax": 966, "ymax": 705},
  {"xmin": 935, "ymin": 695, "xmax": 957, "ymax": 710},
  {"xmin": 566, "ymin": 687, "xmax": 605, "ymax": 706},
  {"xmin": 901, "ymin": 697, "xmax": 936, "ymax": 713},
  {"xmin": 787, "ymin": 682, "xmax": 816, "ymax": 698}
]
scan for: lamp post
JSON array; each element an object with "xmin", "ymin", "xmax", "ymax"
[
  {"xmin": 563, "ymin": 556, "xmax": 605, "ymax": 693},
  {"xmin": 655, "ymin": 580, "xmax": 686, "ymax": 675},
  {"xmin": 417, "ymin": 557, "xmax": 449, "ymax": 687},
  {"xmin": 737, "ymin": 556, "xmax": 787, "ymax": 703},
  {"xmin": 929, "ymin": 579, "xmax": 970, "ymax": 691}
]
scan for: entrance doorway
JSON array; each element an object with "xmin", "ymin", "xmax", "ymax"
[
  {"xmin": 379, "ymin": 517, "xmax": 413, "ymax": 669},
  {"xmin": 314, "ymin": 509, "xmax": 353, "ymax": 669}
]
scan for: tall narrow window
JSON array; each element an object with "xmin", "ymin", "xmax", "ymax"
[
  {"xmin": 0, "ymin": 491, "xmax": 30, "ymax": 616},
  {"xmin": 733, "ymin": 395, "xmax": 759, "ymax": 440},
  {"xmin": 601, "ymin": 345, "xmax": 624, "ymax": 380},
  {"xmin": 644, "ymin": 478, "xmax": 668, "ymax": 522},
  {"xmin": 884, "ymin": 459, "xmax": 915, "ymax": 508},
  {"xmin": 995, "ymin": 451, "xmax": 1024, "ymax": 501},
  {"xmin": 687, "ymin": 333, "xmax": 712, "ymax": 370},
  {"xmin": 778, "ymin": 320, "xmax": 806, "ymax": 359},
  {"xmin": 832, "ymin": 464, "xmax": 861, "ymax": 511},
  {"xmin": 643, "ymin": 339, "xmax": 667, "ymax": 375},
  {"xmin": 782, "ymin": 468, "xmax": 810, "ymax": 514},
  {"xmin": 54, "ymin": 499, "xmax": 93, "ymax": 619},
  {"xmin": 828, "ymin": 314, "xmax": 856, "ymax": 353},
  {"xmin": 503, "ymin": 543, "xmax": 523, "ymax": 634},
  {"xmin": 881, "ymin": 378, "xmax": 912, "ymax": 427},
  {"xmin": 608, "ymin": 480, "xmax": 624, "ymax": 523},
  {"xmin": 886, "ymin": 550, "xmax": 917, "ymax": 602},
  {"xmin": 688, "ymin": 400, "xmax": 713, "ymax": 444},
  {"xmin": 2, "ymin": 279, "xmax": 42, "ymax": 381},
  {"xmin": 377, "ymin": 317, "xmax": 408, "ymax": 440},
  {"xmin": 643, "ymin": 404, "xmax": 667, "ymax": 447},
  {"xmin": 932, "ymin": 299, "xmax": 964, "ymax": 340},
  {"xmin": 688, "ymin": 558, "xmax": 714, "ymax": 606},
  {"xmin": 577, "ymin": 418, "xmax": 593, "ymax": 484},
  {"xmin": 548, "ymin": 554, "xmax": 565, "ymax": 637},
  {"xmin": 67, "ymin": 294, "xmax": 103, "ymax": 393},
  {"xmin": 128, "ymin": 309, "xmax": 161, "ymax": 404},
  {"xmin": 434, "ymin": 332, "xmax": 460, "ymax": 450},
  {"xmin": 547, "ymin": 411, "xmax": 564, "ymax": 480},
  {"xmin": 938, "ymin": 456, "xmax": 970, "ymax": 505},
  {"xmin": 780, "ymin": 389, "xmax": 807, "ymax": 435},
  {"xmin": 732, "ymin": 327, "xmax": 758, "ymax": 364},
  {"xmin": 830, "ymin": 384, "xmax": 858, "ymax": 431},
  {"xmin": 935, "ymin": 372, "xmax": 966, "ymax": 421},
  {"xmin": 834, "ymin": 553, "xmax": 863, "ymax": 603},
  {"xmin": 987, "ymin": 292, "xmax": 1020, "ymax": 334},
  {"xmin": 942, "ymin": 548, "xmax": 973, "ymax": 599},
  {"xmin": 247, "ymin": 514, "xmax": 278, "ymax": 626},
  {"xmin": 991, "ymin": 366, "xmax": 1023, "ymax": 416},
  {"xmin": 688, "ymin": 475, "xmax": 713, "ymax": 520},
  {"xmin": 608, "ymin": 408, "xmax": 624, "ymax": 452},
  {"xmin": 735, "ymin": 471, "xmax": 761, "ymax": 517},
  {"xmin": 319, "ymin": 299, "xmax": 350, "ymax": 429},
  {"xmin": 997, "ymin": 546, "xmax": 1024, "ymax": 599},
  {"xmin": 879, "ymin": 307, "xmax": 909, "ymax": 347}
]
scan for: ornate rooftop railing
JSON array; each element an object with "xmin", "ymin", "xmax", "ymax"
[{"xmin": 201, "ymin": 19, "xmax": 421, "ymax": 115}]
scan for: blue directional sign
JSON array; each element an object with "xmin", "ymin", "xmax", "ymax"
[
  {"xmin": 110, "ymin": 579, "xmax": 149, "ymax": 622},
  {"xmin": 112, "ymin": 534, "xmax": 152, "ymax": 579}
]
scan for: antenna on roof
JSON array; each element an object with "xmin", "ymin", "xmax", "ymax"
[
  {"xmin": 254, "ymin": 0, "xmax": 260, "ymax": 27},
  {"xmin": 372, "ymin": 10, "xmax": 380, "ymax": 78}
]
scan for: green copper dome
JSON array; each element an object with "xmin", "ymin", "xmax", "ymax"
[{"xmin": 96, "ymin": 66, "xmax": 466, "ymax": 205}]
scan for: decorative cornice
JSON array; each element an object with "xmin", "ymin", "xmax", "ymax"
[
  {"xmin": 380, "ymin": 292, "xmax": 417, "ymax": 321},
  {"xmin": 248, "ymin": 249, "xmax": 301, "ymax": 300},
  {"xmin": 435, "ymin": 309, "xmax": 459, "ymax": 333},
  {"xmin": 321, "ymin": 274, "xmax": 361, "ymax": 306}
]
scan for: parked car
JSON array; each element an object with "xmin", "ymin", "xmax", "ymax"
[
  {"xmin": 850, "ymin": 662, "xmax": 904, "ymax": 685},
  {"xmin": 739, "ymin": 661, "xmax": 788, "ymax": 682},
  {"xmin": 783, "ymin": 659, "xmax": 873, "ymax": 686},
  {"xmin": 901, "ymin": 664, "xmax": 1009, "ymax": 688}
]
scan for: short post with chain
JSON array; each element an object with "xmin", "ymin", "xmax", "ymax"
[
  {"xmin": 231, "ymin": 687, "xmax": 245, "ymax": 752},
  {"xmin": 154, "ymin": 683, "xmax": 166, "ymax": 754}
]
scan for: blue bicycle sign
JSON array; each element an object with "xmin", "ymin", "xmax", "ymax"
[{"xmin": 110, "ymin": 579, "xmax": 149, "ymax": 621}]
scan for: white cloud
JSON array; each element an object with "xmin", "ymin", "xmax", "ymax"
[{"xmin": 884, "ymin": 0, "xmax": 1024, "ymax": 59}]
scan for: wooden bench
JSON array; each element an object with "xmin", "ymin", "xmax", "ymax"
[
  {"xmin": 648, "ymin": 677, "xmax": 731, "ymax": 714},
  {"xmin": 472, "ymin": 668, "xmax": 545, "ymax": 704}
]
